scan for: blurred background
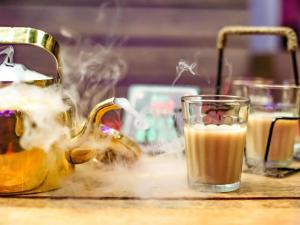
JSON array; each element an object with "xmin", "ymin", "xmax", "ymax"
[
  {"xmin": 0, "ymin": 0, "xmax": 299, "ymax": 95},
  {"xmin": 0, "ymin": 0, "xmax": 299, "ymax": 143}
]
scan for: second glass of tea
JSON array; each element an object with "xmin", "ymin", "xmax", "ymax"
[{"xmin": 245, "ymin": 84, "xmax": 300, "ymax": 168}]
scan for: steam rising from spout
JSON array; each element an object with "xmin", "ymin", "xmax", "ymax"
[{"xmin": 115, "ymin": 98, "xmax": 149, "ymax": 130}]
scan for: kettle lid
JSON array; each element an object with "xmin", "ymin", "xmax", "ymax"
[{"xmin": 0, "ymin": 46, "xmax": 54, "ymax": 83}]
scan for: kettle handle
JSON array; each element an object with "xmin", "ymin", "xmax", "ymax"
[
  {"xmin": 215, "ymin": 26, "xmax": 299, "ymax": 94},
  {"xmin": 0, "ymin": 27, "xmax": 62, "ymax": 83}
]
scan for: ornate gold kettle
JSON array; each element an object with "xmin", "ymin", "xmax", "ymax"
[{"xmin": 0, "ymin": 27, "xmax": 141, "ymax": 194}]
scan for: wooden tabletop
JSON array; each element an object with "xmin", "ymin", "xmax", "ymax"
[{"xmin": 0, "ymin": 157, "xmax": 299, "ymax": 225}]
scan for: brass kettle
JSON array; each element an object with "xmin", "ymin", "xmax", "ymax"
[{"xmin": 0, "ymin": 27, "xmax": 141, "ymax": 194}]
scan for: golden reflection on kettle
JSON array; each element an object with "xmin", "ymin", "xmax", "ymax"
[{"xmin": 0, "ymin": 27, "xmax": 141, "ymax": 194}]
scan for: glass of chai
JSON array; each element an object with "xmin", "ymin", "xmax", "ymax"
[
  {"xmin": 181, "ymin": 95, "xmax": 250, "ymax": 192},
  {"xmin": 245, "ymin": 84, "xmax": 300, "ymax": 169}
]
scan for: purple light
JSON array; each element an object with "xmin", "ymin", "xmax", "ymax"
[
  {"xmin": 100, "ymin": 125, "xmax": 114, "ymax": 134},
  {"xmin": 0, "ymin": 110, "xmax": 14, "ymax": 117}
]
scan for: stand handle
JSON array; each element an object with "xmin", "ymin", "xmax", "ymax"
[{"xmin": 215, "ymin": 26, "xmax": 299, "ymax": 94}]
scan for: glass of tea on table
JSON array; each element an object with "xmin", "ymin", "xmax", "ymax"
[
  {"xmin": 245, "ymin": 84, "xmax": 300, "ymax": 170},
  {"xmin": 181, "ymin": 95, "xmax": 250, "ymax": 192}
]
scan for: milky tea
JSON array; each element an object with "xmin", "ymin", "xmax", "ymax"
[
  {"xmin": 184, "ymin": 124, "xmax": 246, "ymax": 185},
  {"xmin": 182, "ymin": 95, "xmax": 249, "ymax": 192},
  {"xmin": 246, "ymin": 113, "xmax": 298, "ymax": 167},
  {"xmin": 244, "ymin": 84, "xmax": 300, "ymax": 168}
]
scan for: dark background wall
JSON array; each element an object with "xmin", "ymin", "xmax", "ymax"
[{"xmin": 0, "ymin": 0, "xmax": 297, "ymax": 98}]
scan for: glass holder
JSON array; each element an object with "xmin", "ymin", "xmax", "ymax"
[
  {"xmin": 214, "ymin": 26, "xmax": 300, "ymax": 177},
  {"xmin": 244, "ymin": 117, "xmax": 300, "ymax": 178}
]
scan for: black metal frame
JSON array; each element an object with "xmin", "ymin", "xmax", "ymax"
[
  {"xmin": 243, "ymin": 117, "xmax": 300, "ymax": 178},
  {"xmin": 215, "ymin": 28, "xmax": 300, "ymax": 178}
]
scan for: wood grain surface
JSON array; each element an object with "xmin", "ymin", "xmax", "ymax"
[
  {"xmin": 0, "ymin": 199, "xmax": 299, "ymax": 225},
  {"xmin": 18, "ymin": 154, "xmax": 298, "ymax": 199},
  {"xmin": 0, "ymin": 158, "xmax": 299, "ymax": 225}
]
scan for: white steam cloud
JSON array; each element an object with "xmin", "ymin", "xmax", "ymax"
[
  {"xmin": 61, "ymin": 46, "xmax": 127, "ymax": 117},
  {"xmin": 57, "ymin": 152, "xmax": 188, "ymax": 198},
  {"xmin": 0, "ymin": 84, "xmax": 70, "ymax": 152},
  {"xmin": 59, "ymin": 0, "xmax": 126, "ymax": 117}
]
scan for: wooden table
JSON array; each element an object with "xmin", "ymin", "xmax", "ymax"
[{"xmin": 0, "ymin": 157, "xmax": 299, "ymax": 225}]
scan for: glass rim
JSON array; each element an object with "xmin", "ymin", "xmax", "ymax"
[
  {"xmin": 246, "ymin": 83, "xmax": 300, "ymax": 90},
  {"xmin": 181, "ymin": 95, "xmax": 250, "ymax": 103},
  {"xmin": 232, "ymin": 78, "xmax": 273, "ymax": 86}
]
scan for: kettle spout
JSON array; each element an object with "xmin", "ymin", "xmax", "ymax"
[
  {"xmin": 66, "ymin": 97, "xmax": 141, "ymax": 165},
  {"xmin": 73, "ymin": 97, "xmax": 122, "ymax": 141}
]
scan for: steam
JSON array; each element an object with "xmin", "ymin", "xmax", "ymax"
[
  {"xmin": 0, "ymin": 0, "xmax": 130, "ymax": 156},
  {"xmin": 225, "ymin": 58, "xmax": 233, "ymax": 82},
  {"xmin": 143, "ymin": 136, "xmax": 185, "ymax": 155},
  {"xmin": 0, "ymin": 1, "xmax": 145, "ymax": 160},
  {"xmin": 0, "ymin": 0, "xmax": 219, "ymax": 197},
  {"xmin": 172, "ymin": 60, "xmax": 197, "ymax": 86},
  {"xmin": 58, "ymin": 152, "xmax": 188, "ymax": 198},
  {"xmin": 0, "ymin": 83, "xmax": 143, "ymax": 165},
  {"xmin": 222, "ymin": 58, "xmax": 233, "ymax": 94},
  {"xmin": 61, "ymin": 46, "xmax": 127, "ymax": 117},
  {"xmin": 115, "ymin": 98, "xmax": 149, "ymax": 130},
  {"xmin": 172, "ymin": 56, "xmax": 233, "ymax": 94},
  {"xmin": 60, "ymin": 0, "xmax": 126, "ymax": 117},
  {"xmin": 0, "ymin": 84, "xmax": 70, "ymax": 152}
]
